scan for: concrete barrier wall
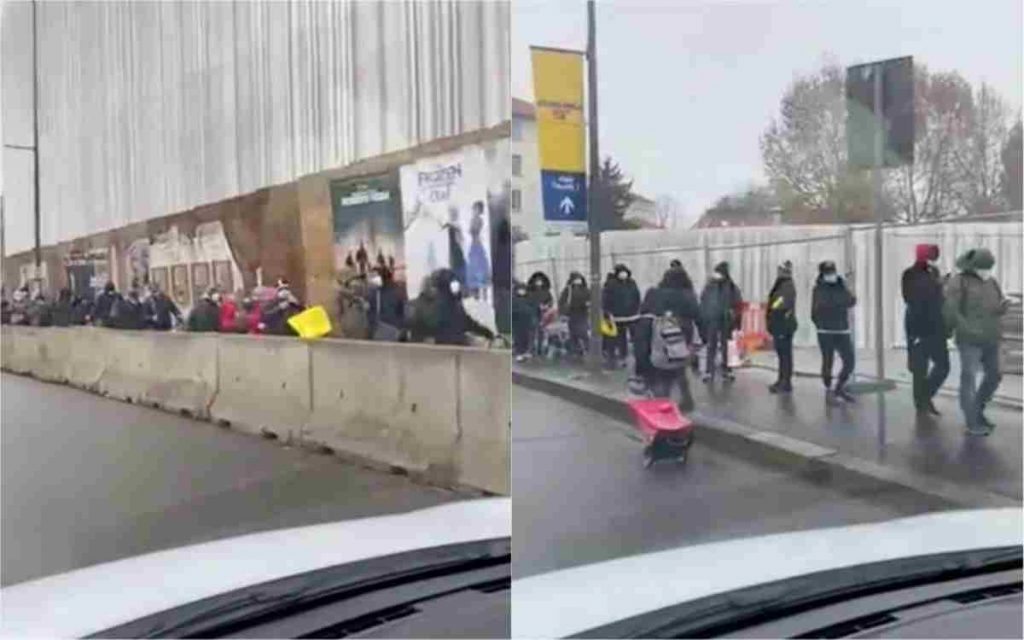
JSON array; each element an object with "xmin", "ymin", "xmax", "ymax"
[{"xmin": 1, "ymin": 326, "xmax": 510, "ymax": 494}]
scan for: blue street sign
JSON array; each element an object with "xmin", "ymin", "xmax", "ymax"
[{"xmin": 541, "ymin": 170, "xmax": 587, "ymax": 225}]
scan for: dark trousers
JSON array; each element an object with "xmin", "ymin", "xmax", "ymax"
[
  {"xmin": 908, "ymin": 334, "xmax": 950, "ymax": 409},
  {"xmin": 705, "ymin": 324, "xmax": 730, "ymax": 375},
  {"xmin": 773, "ymin": 332, "xmax": 794, "ymax": 384},
  {"xmin": 568, "ymin": 315, "xmax": 589, "ymax": 355},
  {"xmin": 958, "ymin": 342, "xmax": 1001, "ymax": 427},
  {"xmin": 533, "ymin": 316, "xmax": 546, "ymax": 356},
  {"xmin": 818, "ymin": 332, "xmax": 855, "ymax": 390},
  {"xmin": 648, "ymin": 369, "xmax": 695, "ymax": 413},
  {"xmin": 513, "ymin": 320, "xmax": 532, "ymax": 356},
  {"xmin": 608, "ymin": 321, "xmax": 632, "ymax": 361}
]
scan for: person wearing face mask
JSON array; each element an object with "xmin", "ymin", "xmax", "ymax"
[
  {"xmin": 187, "ymin": 287, "xmax": 222, "ymax": 333},
  {"xmin": 902, "ymin": 244, "xmax": 950, "ymax": 416},
  {"xmin": 766, "ymin": 260, "xmax": 797, "ymax": 394},
  {"xmin": 261, "ymin": 281, "xmax": 304, "ymax": 336},
  {"xmin": 527, "ymin": 271, "xmax": 554, "ymax": 356},
  {"xmin": 431, "ymin": 268, "xmax": 494, "ymax": 346},
  {"xmin": 943, "ymin": 248, "xmax": 1008, "ymax": 436},
  {"xmin": 367, "ymin": 267, "xmax": 406, "ymax": 341},
  {"xmin": 699, "ymin": 261, "xmax": 743, "ymax": 382},
  {"xmin": 811, "ymin": 261, "xmax": 857, "ymax": 404},
  {"xmin": 512, "ymin": 281, "xmax": 537, "ymax": 362},
  {"xmin": 558, "ymin": 271, "xmax": 591, "ymax": 358},
  {"xmin": 109, "ymin": 287, "xmax": 146, "ymax": 330},
  {"xmin": 602, "ymin": 264, "xmax": 641, "ymax": 367}
]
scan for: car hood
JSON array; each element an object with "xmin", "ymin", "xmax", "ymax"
[
  {"xmin": 512, "ymin": 508, "xmax": 1022, "ymax": 639},
  {"xmin": 0, "ymin": 498, "xmax": 510, "ymax": 638}
]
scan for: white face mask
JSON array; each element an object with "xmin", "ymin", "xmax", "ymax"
[
  {"xmin": 212, "ymin": 293, "xmax": 222, "ymax": 303},
  {"xmin": 976, "ymin": 269, "xmax": 992, "ymax": 281},
  {"xmin": 823, "ymin": 274, "xmax": 838, "ymax": 284},
  {"xmin": 712, "ymin": 272, "xmax": 724, "ymax": 281},
  {"xmin": 617, "ymin": 272, "xmax": 628, "ymax": 281},
  {"xmin": 449, "ymin": 280, "xmax": 461, "ymax": 295},
  {"xmin": 369, "ymin": 276, "xmax": 383, "ymax": 287},
  {"xmin": 928, "ymin": 258, "xmax": 939, "ymax": 267}
]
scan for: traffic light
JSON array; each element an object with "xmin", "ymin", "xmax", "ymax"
[{"xmin": 846, "ymin": 56, "xmax": 914, "ymax": 169}]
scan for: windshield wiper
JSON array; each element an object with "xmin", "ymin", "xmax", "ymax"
[
  {"xmin": 574, "ymin": 546, "xmax": 1022, "ymax": 639},
  {"xmin": 90, "ymin": 538, "xmax": 509, "ymax": 639}
]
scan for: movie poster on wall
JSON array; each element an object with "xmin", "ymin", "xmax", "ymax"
[
  {"xmin": 400, "ymin": 145, "xmax": 496, "ymax": 331},
  {"xmin": 330, "ymin": 173, "xmax": 404, "ymax": 284}
]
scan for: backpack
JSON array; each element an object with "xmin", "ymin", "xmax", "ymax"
[{"xmin": 650, "ymin": 314, "xmax": 691, "ymax": 370}]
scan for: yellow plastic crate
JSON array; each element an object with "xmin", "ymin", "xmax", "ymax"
[{"xmin": 287, "ymin": 305, "xmax": 333, "ymax": 339}]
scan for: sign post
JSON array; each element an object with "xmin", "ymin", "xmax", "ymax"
[{"xmin": 846, "ymin": 56, "xmax": 913, "ymax": 389}]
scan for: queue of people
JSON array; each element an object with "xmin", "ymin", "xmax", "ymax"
[{"xmin": 511, "ymin": 244, "xmax": 1009, "ymax": 435}]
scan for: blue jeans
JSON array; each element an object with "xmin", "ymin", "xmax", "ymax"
[{"xmin": 958, "ymin": 342, "xmax": 1001, "ymax": 428}]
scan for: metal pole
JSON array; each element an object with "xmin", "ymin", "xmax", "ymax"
[
  {"xmin": 585, "ymin": 0, "xmax": 603, "ymax": 370},
  {"xmin": 872, "ymin": 65, "xmax": 885, "ymax": 382},
  {"xmin": 32, "ymin": 0, "xmax": 42, "ymax": 276}
]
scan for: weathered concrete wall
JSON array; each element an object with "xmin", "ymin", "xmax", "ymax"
[{"xmin": 1, "ymin": 326, "xmax": 510, "ymax": 494}]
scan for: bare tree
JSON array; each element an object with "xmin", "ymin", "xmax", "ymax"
[
  {"xmin": 953, "ymin": 83, "xmax": 1010, "ymax": 214},
  {"xmin": 654, "ymin": 194, "xmax": 684, "ymax": 229},
  {"xmin": 1002, "ymin": 119, "xmax": 1023, "ymax": 210}
]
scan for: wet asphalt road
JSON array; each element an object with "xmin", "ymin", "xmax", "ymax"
[
  {"xmin": 512, "ymin": 385, "xmax": 937, "ymax": 580},
  {"xmin": 1, "ymin": 373, "xmax": 458, "ymax": 587}
]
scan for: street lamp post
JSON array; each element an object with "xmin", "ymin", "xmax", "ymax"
[{"xmin": 585, "ymin": 0, "xmax": 603, "ymax": 371}]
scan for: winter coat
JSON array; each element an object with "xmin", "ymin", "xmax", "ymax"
[
  {"xmin": 699, "ymin": 278, "xmax": 743, "ymax": 329},
  {"xmin": 69, "ymin": 297, "xmax": 92, "ymax": 325},
  {"xmin": 766, "ymin": 276, "xmax": 797, "ymax": 337},
  {"xmin": 146, "ymin": 293, "xmax": 181, "ymax": 331},
  {"xmin": 430, "ymin": 270, "xmax": 494, "ymax": 346},
  {"xmin": 368, "ymin": 282, "xmax": 406, "ymax": 335},
  {"xmin": 527, "ymin": 271, "xmax": 554, "ymax": 316},
  {"xmin": 51, "ymin": 290, "xmax": 74, "ymax": 327},
  {"xmin": 28, "ymin": 298, "xmax": 53, "ymax": 327},
  {"xmin": 558, "ymin": 273, "xmax": 590, "ymax": 318},
  {"xmin": 902, "ymin": 262, "xmax": 946, "ymax": 339},
  {"xmin": 943, "ymin": 248, "xmax": 1005, "ymax": 345},
  {"xmin": 512, "ymin": 284, "xmax": 538, "ymax": 330},
  {"xmin": 811, "ymin": 276, "xmax": 856, "ymax": 333},
  {"xmin": 93, "ymin": 289, "xmax": 119, "ymax": 326},
  {"xmin": 261, "ymin": 299, "xmax": 302, "ymax": 336},
  {"xmin": 633, "ymin": 269, "xmax": 700, "ymax": 377},
  {"xmin": 187, "ymin": 298, "xmax": 221, "ymax": 333},
  {"xmin": 109, "ymin": 296, "xmax": 146, "ymax": 330},
  {"xmin": 602, "ymin": 264, "xmax": 641, "ymax": 319},
  {"xmin": 219, "ymin": 299, "xmax": 242, "ymax": 333}
]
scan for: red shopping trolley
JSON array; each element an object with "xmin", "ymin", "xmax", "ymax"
[{"xmin": 626, "ymin": 397, "xmax": 695, "ymax": 468}]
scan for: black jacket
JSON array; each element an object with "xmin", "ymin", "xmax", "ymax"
[
  {"xmin": 93, "ymin": 289, "xmax": 119, "ymax": 326},
  {"xmin": 188, "ymin": 298, "xmax": 221, "ymax": 333},
  {"xmin": 69, "ymin": 297, "xmax": 92, "ymax": 325},
  {"xmin": 109, "ymin": 297, "xmax": 146, "ymax": 330},
  {"xmin": 901, "ymin": 263, "xmax": 946, "ymax": 339},
  {"xmin": 811, "ymin": 276, "xmax": 856, "ymax": 332},
  {"xmin": 261, "ymin": 299, "xmax": 302, "ymax": 336},
  {"xmin": 633, "ymin": 270, "xmax": 700, "ymax": 377},
  {"xmin": 699, "ymin": 278, "xmax": 743, "ymax": 329},
  {"xmin": 527, "ymin": 272, "xmax": 554, "ymax": 315},
  {"xmin": 602, "ymin": 264, "xmax": 641, "ymax": 318},
  {"xmin": 558, "ymin": 273, "xmax": 590, "ymax": 318},
  {"xmin": 146, "ymin": 293, "xmax": 182, "ymax": 331},
  {"xmin": 368, "ymin": 282, "xmax": 406, "ymax": 332},
  {"xmin": 512, "ymin": 286, "xmax": 537, "ymax": 329},
  {"xmin": 51, "ymin": 290, "xmax": 74, "ymax": 327},
  {"xmin": 766, "ymin": 276, "xmax": 797, "ymax": 336}
]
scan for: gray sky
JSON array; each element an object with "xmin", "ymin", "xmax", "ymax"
[{"xmin": 513, "ymin": 0, "xmax": 1023, "ymax": 222}]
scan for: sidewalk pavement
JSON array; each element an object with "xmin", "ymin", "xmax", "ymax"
[
  {"xmin": 747, "ymin": 346, "xmax": 1022, "ymax": 409},
  {"xmin": 513, "ymin": 358, "xmax": 1022, "ymax": 509}
]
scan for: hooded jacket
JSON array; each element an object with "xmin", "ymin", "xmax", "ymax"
[
  {"xmin": 943, "ymin": 248, "xmax": 1005, "ymax": 345},
  {"xmin": 766, "ymin": 275, "xmax": 797, "ymax": 336},
  {"xmin": 527, "ymin": 271, "xmax": 554, "ymax": 314},
  {"xmin": 699, "ymin": 265, "xmax": 742, "ymax": 328},
  {"xmin": 602, "ymin": 264, "xmax": 641, "ymax": 318},
  {"xmin": 109, "ymin": 294, "xmax": 146, "ymax": 330},
  {"xmin": 431, "ymin": 269, "xmax": 494, "ymax": 345},
  {"xmin": 145, "ymin": 292, "xmax": 181, "ymax": 331},
  {"xmin": 811, "ymin": 274, "xmax": 856, "ymax": 332},
  {"xmin": 633, "ymin": 268, "xmax": 700, "ymax": 377},
  {"xmin": 187, "ymin": 297, "xmax": 221, "ymax": 333},
  {"xmin": 93, "ymin": 283, "xmax": 120, "ymax": 326},
  {"xmin": 558, "ymin": 272, "xmax": 590, "ymax": 318},
  {"xmin": 512, "ymin": 282, "xmax": 537, "ymax": 329},
  {"xmin": 901, "ymin": 244, "xmax": 946, "ymax": 339}
]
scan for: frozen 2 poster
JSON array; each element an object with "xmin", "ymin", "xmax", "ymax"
[{"xmin": 400, "ymin": 145, "xmax": 495, "ymax": 331}]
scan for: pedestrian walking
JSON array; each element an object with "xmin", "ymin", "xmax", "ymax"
[
  {"xmin": 602, "ymin": 264, "xmax": 641, "ymax": 367},
  {"xmin": 526, "ymin": 271, "xmax": 554, "ymax": 357},
  {"xmin": 943, "ymin": 248, "xmax": 1007, "ymax": 436},
  {"xmin": 558, "ymin": 271, "xmax": 590, "ymax": 358},
  {"xmin": 811, "ymin": 261, "xmax": 856, "ymax": 404},
  {"xmin": 699, "ymin": 261, "xmax": 743, "ymax": 382},
  {"xmin": 902, "ymin": 244, "xmax": 950, "ymax": 415},
  {"xmin": 766, "ymin": 260, "xmax": 797, "ymax": 394},
  {"xmin": 512, "ymin": 281, "xmax": 537, "ymax": 362},
  {"xmin": 669, "ymin": 260, "xmax": 701, "ymax": 373},
  {"xmin": 187, "ymin": 287, "xmax": 221, "ymax": 333},
  {"xmin": 633, "ymin": 266, "xmax": 700, "ymax": 412}
]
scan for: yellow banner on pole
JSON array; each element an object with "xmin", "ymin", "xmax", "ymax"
[{"xmin": 531, "ymin": 47, "xmax": 587, "ymax": 229}]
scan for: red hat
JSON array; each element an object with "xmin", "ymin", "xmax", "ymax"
[{"xmin": 915, "ymin": 244, "xmax": 939, "ymax": 263}]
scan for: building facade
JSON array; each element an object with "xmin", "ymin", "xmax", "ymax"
[
  {"xmin": 2, "ymin": 0, "xmax": 509, "ymax": 322},
  {"xmin": 511, "ymin": 97, "xmax": 544, "ymax": 240}
]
